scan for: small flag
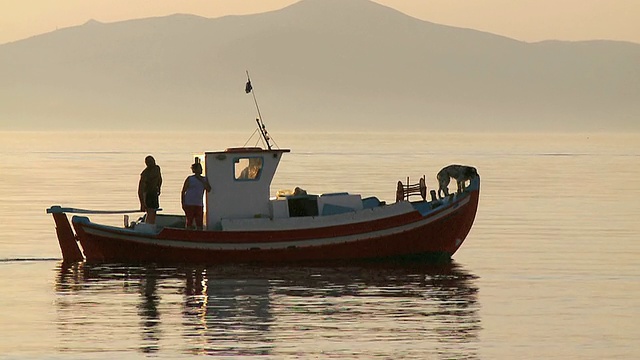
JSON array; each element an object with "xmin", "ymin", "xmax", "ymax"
[{"xmin": 245, "ymin": 80, "xmax": 252, "ymax": 94}]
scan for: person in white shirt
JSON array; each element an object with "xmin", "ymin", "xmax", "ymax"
[{"xmin": 181, "ymin": 162, "xmax": 211, "ymax": 229}]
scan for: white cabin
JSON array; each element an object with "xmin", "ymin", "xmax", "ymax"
[
  {"xmin": 201, "ymin": 146, "xmax": 385, "ymax": 231},
  {"xmin": 204, "ymin": 147, "xmax": 289, "ymax": 229}
]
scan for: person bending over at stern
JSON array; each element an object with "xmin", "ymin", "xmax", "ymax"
[
  {"xmin": 138, "ymin": 155, "xmax": 162, "ymax": 224},
  {"xmin": 181, "ymin": 161, "xmax": 211, "ymax": 230}
]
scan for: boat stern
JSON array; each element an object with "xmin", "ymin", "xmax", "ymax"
[{"xmin": 46, "ymin": 206, "xmax": 84, "ymax": 262}]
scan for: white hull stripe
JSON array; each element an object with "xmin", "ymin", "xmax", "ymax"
[{"xmin": 82, "ymin": 196, "xmax": 470, "ymax": 251}]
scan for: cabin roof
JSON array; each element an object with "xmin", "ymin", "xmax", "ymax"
[{"xmin": 205, "ymin": 147, "xmax": 291, "ymax": 155}]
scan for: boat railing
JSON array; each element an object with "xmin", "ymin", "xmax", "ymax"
[{"xmin": 46, "ymin": 206, "xmax": 149, "ymax": 215}]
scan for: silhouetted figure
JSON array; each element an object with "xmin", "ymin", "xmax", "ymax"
[{"xmin": 138, "ymin": 155, "xmax": 162, "ymax": 224}]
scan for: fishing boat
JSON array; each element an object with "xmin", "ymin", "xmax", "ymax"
[
  {"xmin": 47, "ymin": 145, "xmax": 479, "ymax": 264},
  {"xmin": 46, "ymin": 77, "xmax": 480, "ymax": 265}
]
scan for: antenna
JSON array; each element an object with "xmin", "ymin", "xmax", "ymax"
[{"xmin": 246, "ymin": 71, "xmax": 272, "ymax": 150}]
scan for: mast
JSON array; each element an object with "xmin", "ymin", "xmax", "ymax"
[{"xmin": 246, "ymin": 71, "xmax": 272, "ymax": 150}]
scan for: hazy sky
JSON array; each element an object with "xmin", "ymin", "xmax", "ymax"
[{"xmin": 1, "ymin": 0, "xmax": 639, "ymax": 45}]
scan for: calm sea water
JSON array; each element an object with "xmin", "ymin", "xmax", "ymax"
[{"xmin": 0, "ymin": 131, "xmax": 639, "ymax": 359}]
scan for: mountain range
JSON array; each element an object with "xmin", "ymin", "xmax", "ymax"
[{"xmin": 1, "ymin": 0, "xmax": 639, "ymax": 132}]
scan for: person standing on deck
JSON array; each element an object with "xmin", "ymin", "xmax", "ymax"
[
  {"xmin": 181, "ymin": 161, "xmax": 211, "ymax": 230},
  {"xmin": 138, "ymin": 155, "xmax": 162, "ymax": 224}
]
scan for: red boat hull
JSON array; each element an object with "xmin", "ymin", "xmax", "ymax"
[{"xmin": 63, "ymin": 188, "xmax": 479, "ymax": 265}]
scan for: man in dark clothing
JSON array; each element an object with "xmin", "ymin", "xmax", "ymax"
[{"xmin": 138, "ymin": 155, "xmax": 162, "ymax": 224}]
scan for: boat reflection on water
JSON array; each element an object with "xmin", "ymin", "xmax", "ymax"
[{"xmin": 55, "ymin": 262, "xmax": 481, "ymax": 358}]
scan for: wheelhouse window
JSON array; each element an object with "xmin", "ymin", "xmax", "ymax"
[{"xmin": 234, "ymin": 157, "xmax": 263, "ymax": 180}]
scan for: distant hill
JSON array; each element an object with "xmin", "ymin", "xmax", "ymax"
[{"xmin": 1, "ymin": 0, "xmax": 639, "ymax": 132}]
